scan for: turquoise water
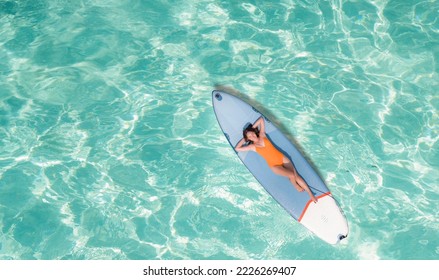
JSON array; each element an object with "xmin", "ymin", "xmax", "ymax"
[{"xmin": 0, "ymin": 0, "xmax": 438, "ymax": 260}]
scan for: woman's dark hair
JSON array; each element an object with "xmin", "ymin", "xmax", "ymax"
[{"xmin": 243, "ymin": 124, "xmax": 259, "ymax": 143}]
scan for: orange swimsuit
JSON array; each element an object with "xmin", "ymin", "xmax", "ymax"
[{"xmin": 255, "ymin": 137, "xmax": 284, "ymax": 167}]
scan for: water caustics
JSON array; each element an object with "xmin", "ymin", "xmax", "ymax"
[{"xmin": 0, "ymin": 0, "xmax": 438, "ymax": 260}]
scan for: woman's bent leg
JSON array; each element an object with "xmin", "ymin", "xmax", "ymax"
[
  {"xmin": 270, "ymin": 165, "xmax": 304, "ymax": 192},
  {"xmin": 281, "ymin": 156, "xmax": 318, "ymax": 203}
]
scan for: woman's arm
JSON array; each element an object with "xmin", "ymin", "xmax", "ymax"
[
  {"xmin": 252, "ymin": 116, "xmax": 266, "ymax": 137},
  {"xmin": 235, "ymin": 138, "xmax": 255, "ymax": 152}
]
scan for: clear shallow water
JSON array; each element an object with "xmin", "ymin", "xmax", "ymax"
[{"xmin": 0, "ymin": 0, "xmax": 438, "ymax": 260}]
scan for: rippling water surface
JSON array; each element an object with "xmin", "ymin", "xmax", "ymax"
[{"xmin": 0, "ymin": 0, "xmax": 438, "ymax": 260}]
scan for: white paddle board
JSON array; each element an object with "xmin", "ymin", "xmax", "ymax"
[{"xmin": 212, "ymin": 90, "xmax": 349, "ymax": 245}]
